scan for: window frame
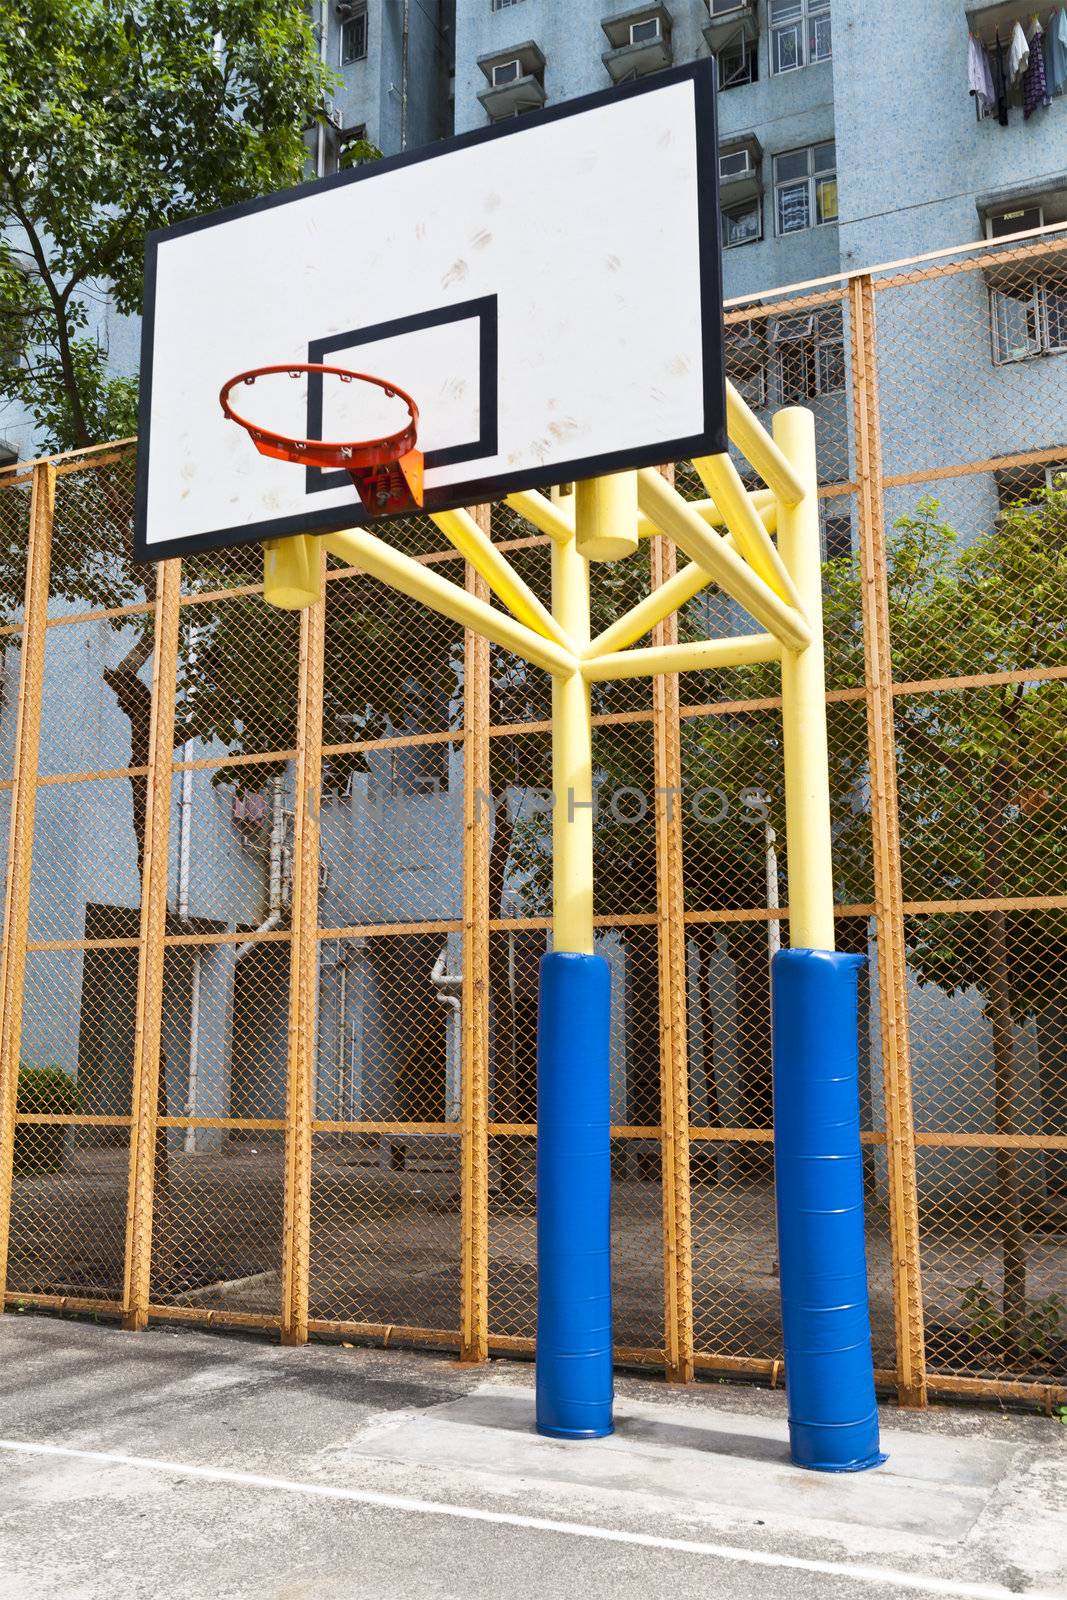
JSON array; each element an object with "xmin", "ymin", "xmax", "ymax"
[
  {"xmin": 773, "ymin": 141, "xmax": 837, "ymax": 236},
  {"xmin": 717, "ymin": 32, "xmax": 759, "ymax": 90},
  {"xmin": 722, "ymin": 197, "xmax": 763, "ymax": 250},
  {"xmin": 770, "ymin": 0, "xmax": 832, "ymax": 75},
  {"xmin": 990, "ymin": 278, "xmax": 1067, "ymax": 366},
  {"xmin": 339, "ymin": 7, "xmax": 368, "ymax": 66},
  {"xmin": 770, "ymin": 307, "xmax": 844, "ymax": 405}
]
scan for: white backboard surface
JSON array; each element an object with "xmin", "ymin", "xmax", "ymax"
[{"xmin": 134, "ymin": 62, "xmax": 725, "ymax": 561}]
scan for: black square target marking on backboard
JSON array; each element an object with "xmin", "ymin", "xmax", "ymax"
[{"xmin": 304, "ymin": 297, "xmax": 499, "ymax": 496}]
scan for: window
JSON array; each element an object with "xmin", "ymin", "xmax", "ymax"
[
  {"xmin": 771, "ymin": 307, "xmax": 844, "ymax": 403},
  {"xmin": 726, "ymin": 318, "xmax": 768, "ymax": 408},
  {"xmin": 991, "ymin": 278, "xmax": 1067, "ymax": 364},
  {"xmin": 823, "ymin": 514, "xmax": 852, "ymax": 561},
  {"xmin": 723, "ymin": 199, "xmax": 762, "ymax": 249},
  {"xmin": 629, "ymin": 17, "xmax": 662, "ymax": 44},
  {"xmin": 491, "ymin": 0, "xmax": 525, "ymax": 9},
  {"xmin": 340, "ymin": 8, "xmax": 368, "ymax": 65},
  {"xmin": 491, "ymin": 57, "xmax": 522, "ymax": 85},
  {"xmin": 717, "ymin": 34, "xmax": 758, "ymax": 90},
  {"xmin": 774, "ymin": 141, "xmax": 837, "ymax": 234},
  {"xmin": 996, "ymin": 460, "xmax": 1067, "ymax": 513},
  {"xmin": 770, "ymin": 0, "xmax": 831, "ymax": 74}
]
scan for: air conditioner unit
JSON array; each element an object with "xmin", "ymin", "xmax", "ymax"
[
  {"xmin": 491, "ymin": 58, "xmax": 523, "ymax": 86},
  {"xmin": 709, "ymin": 0, "xmax": 750, "ymax": 13},
  {"xmin": 630, "ymin": 16, "xmax": 662, "ymax": 44},
  {"xmin": 719, "ymin": 148, "xmax": 756, "ymax": 182},
  {"xmin": 986, "ymin": 203, "xmax": 1044, "ymax": 241}
]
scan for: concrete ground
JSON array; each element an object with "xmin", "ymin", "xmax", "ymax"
[{"xmin": 0, "ymin": 1315, "xmax": 1064, "ymax": 1599}]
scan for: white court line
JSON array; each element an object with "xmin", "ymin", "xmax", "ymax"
[{"xmin": 0, "ymin": 1436, "xmax": 1051, "ymax": 1600}]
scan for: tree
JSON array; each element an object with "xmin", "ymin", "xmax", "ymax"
[
  {"xmin": 0, "ymin": 0, "xmax": 333, "ymax": 452},
  {"xmin": 0, "ymin": 1, "xmax": 335, "ymax": 1280},
  {"xmin": 826, "ymin": 491, "xmax": 1066, "ymax": 1350},
  {"xmin": 0, "ymin": 0, "xmax": 338, "ymax": 852}
]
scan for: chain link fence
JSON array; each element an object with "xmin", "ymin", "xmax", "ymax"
[{"xmin": 0, "ymin": 230, "xmax": 1064, "ymax": 1406}]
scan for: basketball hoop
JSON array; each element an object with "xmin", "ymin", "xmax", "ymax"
[{"xmin": 219, "ymin": 363, "xmax": 424, "ymax": 517}]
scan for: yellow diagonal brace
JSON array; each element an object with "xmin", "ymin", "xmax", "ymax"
[
  {"xmin": 583, "ymin": 632, "xmax": 781, "ymax": 682},
  {"xmin": 636, "ymin": 488, "xmax": 777, "ymax": 539},
  {"xmin": 504, "ymin": 489, "xmax": 575, "ymax": 546},
  {"xmin": 431, "ymin": 507, "xmax": 575, "ymax": 650},
  {"xmin": 636, "ymin": 468, "xmax": 811, "ymax": 652},
  {"xmin": 694, "ymin": 453, "xmax": 803, "ymax": 610},
  {"xmin": 322, "ymin": 526, "xmax": 576, "ymax": 677},
  {"xmin": 726, "ymin": 379, "xmax": 806, "ymax": 506},
  {"xmin": 586, "ymin": 560, "xmax": 712, "ymax": 659}
]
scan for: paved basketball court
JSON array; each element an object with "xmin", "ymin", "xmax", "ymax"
[{"xmin": 0, "ymin": 1315, "xmax": 1062, "ymax": 1599}]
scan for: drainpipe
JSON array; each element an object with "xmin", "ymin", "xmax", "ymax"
[
  {"xmin": 235, "ymin": 775, "xmax": 288, "ymax": 963},
  {"xmin": 431, "ymin": 944, "xmax": 462, "ymax": 1121},
  {"xmin": 741, "ymin": 787, "xmax": 781, "ymax": 962},
  {"xmin": 317, "ymin": 0, "xmax": 329, "ymax": 177},
  {"xmin": 400, "ymin": 0, "xmax": 411, "ymax": 151}
]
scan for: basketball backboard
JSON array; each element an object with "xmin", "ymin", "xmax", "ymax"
[{"xmin": 133, "ymin": 61, "xmax": 725, "ymax": 562}]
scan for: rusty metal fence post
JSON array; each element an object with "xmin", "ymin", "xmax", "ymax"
[
  {"xmin": 460, "ymin": 531, "xmax": 492, "ymax": 1363},
  {"xmin": 849, "ymin": 274, "xmax": 928, "ymax": 1407},
  {"xmin": 281, "ymin": 546, "xmax": 327, "ymax": 1345},
  {"xmin": 650, "ymin": 531, "xmax": 694, "ymax": 1382},
  {"xmin": 0, "ymin": 463, "xmax": 54, "ymax": 1310},
  {"xmin": 122, "ymin": 558, "xmax": 183, "ymax": 1328}
]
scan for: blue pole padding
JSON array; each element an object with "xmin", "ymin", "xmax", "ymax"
[
  {"xmin": 772, "ymin": 948, "xmax": 886, "ymax": 1472},
  {"xmin": 535, "ymin": 950, "xmax": 614, "ymax": 1439}
]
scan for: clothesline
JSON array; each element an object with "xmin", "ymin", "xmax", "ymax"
[{"xmin": 968, "ymin": 9, "xmax": 1067, "ymax": 123}]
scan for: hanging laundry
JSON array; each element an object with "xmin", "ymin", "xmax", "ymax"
[
  {"xmin": 1045, "ymin": 6, "xmax": 1067, "ymax": 95},
  {"xmin": 1009, "ymin": 19, "xmax": 1031, "ymax": 82},
  {"xmin": 991, "ymin": 28, "xmax": 1011, "ymax": 123},
  {"xmin": 968, "ymin": 32, "xmax": 997, "ymax": 114},
  {"xmin": 966, "ymin": 31, "xmax": 1004, "ymax": 113},
  {"xmin": 1023, "ymin": 17, "xmax": 1051, "ymax": 114}
]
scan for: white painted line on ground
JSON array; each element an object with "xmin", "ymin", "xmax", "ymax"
[{"xmin": 0, "ymin": 1436, "xmax": 1048, "ymax": 1600}]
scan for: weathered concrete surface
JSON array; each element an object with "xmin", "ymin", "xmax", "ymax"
[{"xmin": 0, "ymin": 1314, "xmax": 1063, "ymax": 1599}]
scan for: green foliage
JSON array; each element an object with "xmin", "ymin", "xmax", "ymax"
[
  {"xmin": 827, "ymin": 490, "xmax": 1067, "ymax": 1012},
  {"xmin": 16, "ymin": 1064, "xmax": 80, "ymax": 1115},
  {"xmin": 14, "ymin": 1066, "xmax": 80, "ymax": 1175},
  {"xmin": 962, "ymin": 1277, "xmax": 1064, "ymax": 1359},
  {"xmin": 0, "ymin": 0, "xmax": 336, "ymax": 450},
  {"xmin": 338, "ymin": 137, "xmax": 383, "ymax": 171}
]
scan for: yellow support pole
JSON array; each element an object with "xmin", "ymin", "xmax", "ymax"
[
  {"xmin": 724, "ymin": 379, "xmax": 805, "ymax": 506},
  {"xmin": 317, "ymin": 525, "xmax": 576, "ymax": 676},
  {"xmin": 505, "ymin": 488, "xmax": 575, "ymax": 546},
  {"xmin": 430, "ymin": 506, "xmax": 574, "ymax": 649},
  {"xmin": 551, "ymin": 516, "xmax": 594, "ymax": 955},
  {"xmin": 775, "ymin": 407, "xmax": 835, "ymax": 952},
  {"xmin": 693, "ymin": 453, "xmax": 803, "ymax": 611},
  {"xmin": 583, "ymin": 632, "xmax": 781, "ymax": 682},
  {"xmin": 637, "ymin": 490, "xmax": 777, "ymax": 540},
  {"xmin": 263, "ymin": 536, "xmax": 323, "ymax": 610},
  {"xmin": 636, "ymin": 469, "xmax": 812, "ymax": 653},
  {"xmin": 574, "ymin": 471, "xmax": 639, "ymax": 563},
  {"xmin": 586, "ymin": 560, "xmax": 713, "ymax": 658}
]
